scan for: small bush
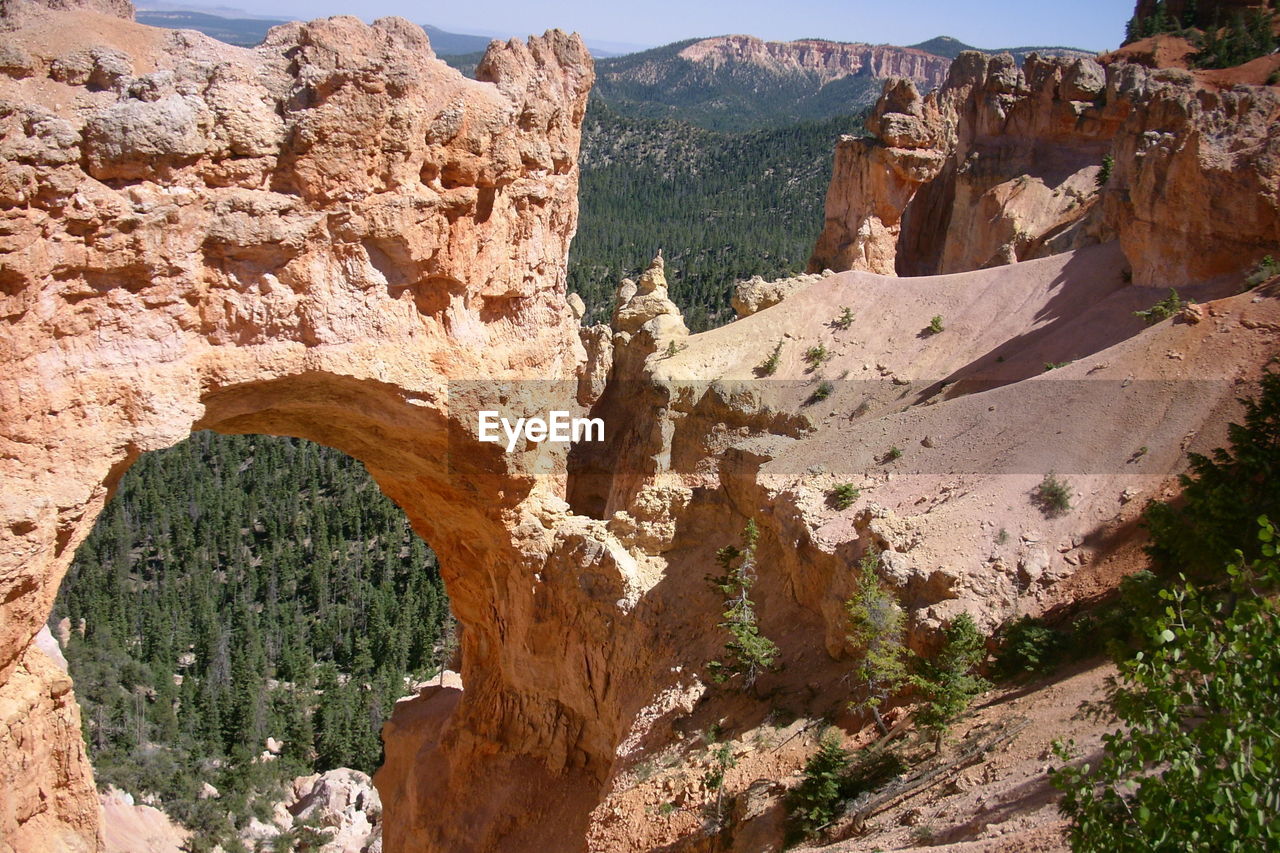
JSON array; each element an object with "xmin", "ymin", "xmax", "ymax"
[
  {"xmin": 928, "ymin": 315, "xmax": 945, "ymax": 334},
  {"xmin": 1034, "ymin": 472, "xmax": 1072, "ymax": 517},
  {"xmin": 1245, "ymin": 254, "xmax": 1280, "ymax": 289},
  {"xmin": 1096, "ymin": 153, "xmax": 1113, "ymax": 187},
  {"xmin": 884, "ymin": 446, "xmax": 903, "ymax": 462},
  {"xmin": 1043, "ymin": 361, "xmax": 1071, "ymax": 371},
  {"xmin": 994, "ymin": 616, "xmax": 1068, "ymax": 679},
  {"xmin": 1133, "ymin": 288, "xmax": 1188, "ymax": 325},
  {"xmin": 706, "ymin": 521, "xmax": 779, "ymax": 688},
  {"xmin": 786, "ymin": 730, "xmax": 851, "ymax": 840},
  {"xmin": 910, "ymin": 613, "xmax": 990, "ymax": 752},
  {"xmin": 663, "ymin": 340, "xmax": 687, "ymax": 358},
  {"xmin": 804, "ymin": 343, "xmax": 831, "ymax": 369},
  {"xmin": 829, "ymin": 483, "xmax": 860, "ymax": 509},
  {"xmin": 1268, "ymin": 69, "xmax": 1280, "ymax": 86},
  {"xmin": 757, "ymin": 341, "xmax": 783, "ymax": 376},
  {"xmin": 810, "ymin": 380, "xmax": 834, "ymax": 403},
  {"xmin": 833, "ymin": 307, "xmax": 855, "ymax": 330},
  {"xmin": 1052, "ymin": 518, "xmax": 1280, "ymax": 852}
]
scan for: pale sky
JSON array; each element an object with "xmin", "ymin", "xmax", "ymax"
[{"xmin": 232, "ymin": 0, "xmax": 1133, "ymax": 53}]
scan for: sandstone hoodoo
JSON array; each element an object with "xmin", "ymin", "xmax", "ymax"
[{"xmin": 3, "ymin": 0, "xmax": 1280, "ymax": 851}]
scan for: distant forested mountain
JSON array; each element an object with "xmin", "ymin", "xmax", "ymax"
[
  {"xmin": 907, "ymin": 35, "xmax": 1094, "ymax": 62},
  {"xmin": 136, "ymin": 10, "xmax": 286, "ymax": 46},
  {"xmin": 568, "ymin": 101, "xmax": 864, "ymax": 331},
  {"xmin": 55, "ymin": 433, "xmax": 451, "ymax": 848}
]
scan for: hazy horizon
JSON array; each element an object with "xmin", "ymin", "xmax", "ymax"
[{"xmin": 136, "ymin": 0, "xmax": 1130, "ymax": 54}]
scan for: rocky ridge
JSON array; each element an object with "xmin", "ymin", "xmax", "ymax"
[
  {"xmin": 808, "ymin": 50, "xmax": 1280, "ymax": 282},
  {"xmin": 677, "ymin": 36, "xmax": 951, "ymax": 90}
]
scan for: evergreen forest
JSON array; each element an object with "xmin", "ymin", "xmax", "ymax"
[
  {"xmin": 53, "ymin": 432, "xmax": 453, "ymax": 848},
  {"xmin": 568, "ymin": 101, "xmax": 863, "ymax": 330}
]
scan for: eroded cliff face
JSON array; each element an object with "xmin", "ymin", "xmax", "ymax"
[
  {"xmin": 809, "ymin": 50, "xmax": 1280, "ymax": 284},
  {"xmin": 677, "ymin": 36, "xmax": 951, "ymax": 90},
  {"xmin": 4, "ymin": 2, "xmax": 1280, "ymax": 851},
  {"xmin": 0, "ymin": 0, "xmax": 610, "ymax": 848}
]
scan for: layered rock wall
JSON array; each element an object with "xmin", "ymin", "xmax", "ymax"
[
  {"xmin": 0, "ymin": 1, "xmax": 623, "ymax": 849},
  {"xmin": 677, "ymin": 35, "xmax": 951, "ymax": 90},
  {"xmin": 809, "ymin": 50, "xmax": 1280, "ymax": 284}
]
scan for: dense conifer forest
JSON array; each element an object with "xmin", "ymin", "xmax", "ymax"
[
  {"xmin": 53, "ymin": 433, "xmax": 452, "ymax": 847},
  {"xmin": 569, "ymin": 101, "xmax": 864, "ymax": 330}
]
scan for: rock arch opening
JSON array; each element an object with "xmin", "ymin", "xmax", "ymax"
[{"xmin": 52, "ymin": 429, "xmax": 458, "ymax": 847}]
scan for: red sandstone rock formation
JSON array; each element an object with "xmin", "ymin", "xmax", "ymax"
[
  {"xmin": 0, "ymin": 0, "xmax": 601, "ymax": 848},
  {"xmin": 677, "ymin": 35, "xmax": 952, "ymax": 91},
  {"xmin": 809, "ymin": 50, "xmax": 1280, "ymax": 284},
  {"xmin": 3, "ymin": 1, "xmax": 1280, "ymax": 851}
]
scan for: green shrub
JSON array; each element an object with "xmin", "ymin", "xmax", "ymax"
[
  {"xmin": 786, "ymin": 730, "xmax": 851, "ymax": 840},
  {"xmin": 1244, "ymin": 254, "xmax": 1279, "ymax": 289},
  {"xmin": 1096, "ymin": 153, "xmax": 1114, "ymax": 187},
  {"xmin": 833, "ymin": 307, "xmax": 855, "ymax": 330},
  {"xmin": 928, "ymin": 315, "xmax": 945, "ymax": 334},
  {"xmin": 1144, "ymin": 371, "xmax": 1280, "ymax": 579},
  {"xmin": 1043, "ymin": 361, "xmax": 1072, "ymax": 372},
  {"xmin": 828, "ymin": 483, "xmax": 860, "ymax": 510},
  {"xmin": 1052, "ymin": 517, "xmax": 1280, "ymax": 852},
  {"xmin": 757, "ymin": 341, "xmax": 783, "ymax": 376},
  {"xmin": 846, "ymin": 548, "xmax": 912, "ymax": 733},
  {"xmin": 804, "ymin": 343, "xmax": 831, "ymax": 369},
  {"xmin": 1133, "ymin": 288, "xmax": 1189, "ymax": 325},
  {"xmin": 884, "ymin": 446, "xmax": 903, "ymax": 462},
  {"xmin": 910, "ymin": 613, "xmax": 990, "ymax": 752},
  {"xmin": 993, "ymin": 616, "xmax": 1067, "ymax": 680},
  {"xmin": 1034, "ymin": 472, "xmax": 1072, "ymax": 517},
  {"xmin": 1193, "ymin": 9, "xmax": 1278, "ymax": 69},
  {"xmin": 706, "ymin": 521, "xmax": 779, "ymax": 688},
  {"xmin": 810, "ymin": 380, "xmax": 834, "ymax": 403}
]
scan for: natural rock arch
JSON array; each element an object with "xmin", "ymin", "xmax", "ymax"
[{"xmin": 0, "ymin": 3, "xmax": 647, "ymax": 849}]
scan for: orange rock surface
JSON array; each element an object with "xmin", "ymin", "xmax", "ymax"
[{"xmin": 809, "ymin": 50, "xmax": 1280, "ymax": 284}]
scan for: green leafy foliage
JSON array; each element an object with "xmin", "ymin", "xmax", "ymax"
[
  {"xmin": 706, "ymin": 521, "xmax": 780, "ymax": 688},
  {"xmin": 884, "ymin": 446, "xmax": 903, "ymax": 462},
  {"xmin": 909, "ymin": 614, "xmax": 990, "ymax": 752},
  {"xmin": 1133, "ymin": 288, "xmax": 1189, "ymax": 325},
  {"xmin": 810, "ymin": 380, "xmax": 835, "ymax": 403},
  {"xmin": 1244, "ymin": 254, "xmax": 1280, "ymax": 289},
  {"xmin": 993, "ymin": 616, "xmax": 1068, "ymax": 679},
  {"xmin": 568, "ymin": 101, "xmax": 864, "ymax": 330},
  {"xmin": 1096, "ymin": 153, "xmax": 1114, "ymax": 187},
  {"xmin": 1194, "ymin": 10, "xmax": 1278, "ymax": 69},
  {"xmin": 56, "ymin": 433, "xmax": 451, "ymax": 843},
  {"xmin": 1034, "ymin": 472, "xmax": 1073, "ymax": 517},
  {"xmin": 785, "ymin": 735, "xmax": 905, "ymax": 844},
  {"xmin": 928, "ymin": 315, "xmax": 945, "ymax": 334},
  {"xmin": 833, "ymin": 307, "xmax": 855, "ymax": 330},
  {"xmin": 1052, "ymin": 517, "xmax": 1280, "ymax": 852},
  {"xmin": 845, "ymin": 549, "xmax": 912, "ymax": 732},
  {"xmin": 786, "ymin": 730, "xmax": 852, "ymax": 840},
  {"xmin": 1144, "ymin": 371, "xmax": 1280, "ymax": 579},
  {"xmin": 828, "ymin": 483, "xmax": 860, "ymax": 510},
  {"xmin": 804, "ymin": 343, "xmax": 831, "ymax": 369},
  {"xmin": 757, "ymin": 341, "xmax": 784, "ymax": 376}
]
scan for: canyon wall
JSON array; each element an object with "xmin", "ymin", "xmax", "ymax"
[
  {"xmin": 3, "ymin": 1, "xmax": 1280, "ymax": 851},
  {"xmin": 809, "ymin": 50, "xmax": 1280, "ymax": 284},
  {"xmin": 677, "ymin": 35, "xmax": 952, "ymax": 90},
  {"xmin": 0, "ymin": 0, "xmax": 620, "ymax": 848}
]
